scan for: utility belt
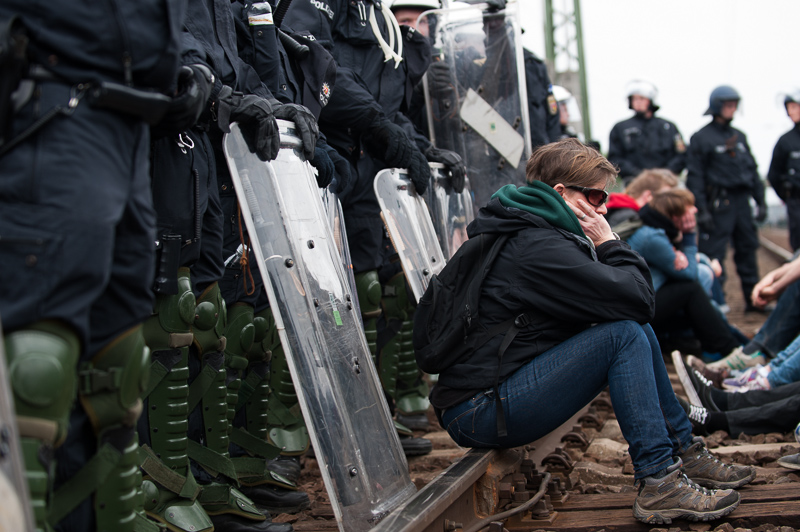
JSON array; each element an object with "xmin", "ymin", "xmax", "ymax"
[{"xmin": 0, "ymin": 62, "xmax": 172, "ymax": 157}]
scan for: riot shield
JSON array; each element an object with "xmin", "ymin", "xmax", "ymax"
[
  {"xmin": 426, "ymin": 163, "xmax": 473, "ymax": 259},
  {"xmin": 422, "ymin": 1, "xmax": 531, "ymax": 213},
  {"xmin": 223, "ymin": 121, "xmax": 415, "ymax": 531},
  {"xmin": 319, "ymin": 188, "xmax": 361, "ymax": 317},
  {"xmin": 0, "ymin": 319, "xmax": 36, "ymax": 531},
  {"xmin": 374, "ymin": 168, "xmax": 446, "ymax": 304}
]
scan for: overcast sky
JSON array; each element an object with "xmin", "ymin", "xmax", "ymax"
[{"xmin": 517, "ymin": 0, "xmax": 800, "ymax": 179}]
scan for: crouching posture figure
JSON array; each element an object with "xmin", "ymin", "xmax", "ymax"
[{"xmin": 429, "ymin": 139, "xmax": 755, "ymax": 525}]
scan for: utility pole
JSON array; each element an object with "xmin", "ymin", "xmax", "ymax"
[{"xmin": 544, "ymin": 0, "xmax": 592, "ymax": 142}]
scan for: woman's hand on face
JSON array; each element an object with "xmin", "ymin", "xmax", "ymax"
[
  {"xmin": 673, "ymin": 249, "xmax": 689, "ymax": 271},
  {"xmin": 569, "ymin": 198, "xmax": 615, "ymax": 246},
  {"xmin": 678, "ymin": 210, "xmax": 697, "ymax": 234}
]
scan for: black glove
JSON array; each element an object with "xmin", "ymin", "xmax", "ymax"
[
  {"xmin": 325, "ymin": 145, "xmax": 352, "ymax": 194},
  {"xmin": 310, "ymin": 144, "xmax": 334, "ymax": 188},
  {"xmin": 151, "ymin": 64, "xmax": 214, "ymax": 138},
  {"xmin": 407, "ymin": 149, "xmax": 431, "ymax": 195},
  {"xmin": 696, "ymin": 210, "xmax": 714, "ymax": 233},
  {"xmin": 217, "ymin": 86, "xmax": 280, "ymax": 161},
  {"xmin": 425, "ymin": 146, "xmax": 466, "ymax": 193},
  {"xmin": 270, "ymin": 101, "xmax": 318, "ymax": 160},
  {"xmin": 485, "ymin": 0, "xmax": 506, "ymax": 12},
  {"xmin": 754, "ymin": 203, "xmax": 768, "ymax": 223},
  {"xmin": 427, "ymin": 61, "xmax": 454, "ymax": 94},
  {"xmin": 364, "ymin": 115, "xmax": 415, "ymax": 169}
]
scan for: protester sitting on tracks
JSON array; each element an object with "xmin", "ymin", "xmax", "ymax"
[
  {"xmin": 674, "ymin": 357, "xmax": 800, "ymax": 440},
  {"xmin": 605, "ymin": 168, "xmax": 678, "ymax": 239},
  {"xmin": 627, "ymin": 189, "xmax": 744, "ymax": 360},
  {"xmin": 430, "ymin": 139, "xmax": 754, "ymax": 525}
]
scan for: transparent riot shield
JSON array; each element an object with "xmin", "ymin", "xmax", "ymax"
[
  {"xmin": 422, "ymin": 1, "xmax": 531, "ymax": 213},
  {"xmin": 319, "ymin": 188, "xmax": 361, "ymax": 317},
  {"xmin": 374, "ymin": 168, "xmax": 446, "ymax": 304},
  {"xmin": 426, "ymin": 163, "xmax": 474, "ymax": 259},
  {"xmin": 0, "ymin": 319, "xmax": 36, "ymax": 531},
  {"xmin": 223, "ymin": 121, "xmax": 415, "ymax": 531}
]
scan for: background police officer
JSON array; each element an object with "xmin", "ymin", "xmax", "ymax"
[
  {"xmin": 608, "ymin": 80, "xmax": 687, "ymax": 185},
  {"xmin": 686, "ymin": 85, "xmax": 767, "ymax": 312},
  {"xmin": 767, "ymin": 89, "xmax": 800, "ymax": 251}
]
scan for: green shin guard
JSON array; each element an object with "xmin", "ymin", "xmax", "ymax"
[
  {"xmin": 379, "ymin": 272, "xmax": 430, "ymax": 415},
  {"xmin": 5, "ymin": 321, "xmax": 80, "ymax": 532},
  {"xmin": 140, "ymin": 274, "xmax": 212, "ymax": 532},
  {"xmin": 54, "ymin": 325, "xmax": 152, "ymax": 532},
  {"xmin": 264, "ymin": 308, "xmax": 309, "ymax": 456},
  {"xmin": 355, "ymin": 270, "xmax": 382, "ymax": 359}
]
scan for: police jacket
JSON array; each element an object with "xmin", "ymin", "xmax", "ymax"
[
  {"xmin": 767, "ymin": 123, "xmax": 800, "ymax": 201},
  {"xmin": 432, "ymin": 196, "xmax": 654, "ymax": 402},
  {"xmin": 686, "ymin": 119, "xmax": 764, "ymax": 214},
  {"xmin": 524, "ymin": 49, "xmax": 560, "ymax": 148},
  {"xmin": 282, "ymin": 0, "xmax": 431, "ymax": 155},
  {"xmin": 2, "ymin": 0, "xmax": 183, "ymax": 93},
  {"xmin": 608, "ymin": 114, "xmax": 686, "ymax": 179}
]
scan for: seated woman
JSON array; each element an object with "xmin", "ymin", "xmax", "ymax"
[
  {"xmin": 430, "ymin": 139, "xmax": 753, "ymax": 525},
  {"xmin": 627, "ymin": 189, "xmax": 744, "ymax": 361}
]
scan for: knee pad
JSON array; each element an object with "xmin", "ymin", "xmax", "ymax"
[
  {"xmin": 143, "ymin": 267, "xmax": 195, "ymax": 352},
  {"xmin": 193, "ymin": 282, "xmax": 227, "ymax": 356},
  {"xmin": 79, "ymin": 325, "xmax": 150, "ymax": 434},
  {"xmin": 5, "ymin": 321, "xmax": 80, "ymax": 446}
]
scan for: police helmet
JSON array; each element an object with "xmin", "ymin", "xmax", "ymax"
[
  {"xmin": 784, "ymin": 89, "xmax": 800, "ymax": 109},
  {"xmin": 388, "ymin": 0, "xmax": 440, "ymax": 10},
  {"xmin": 552, "ymin": 85, "xmax": 582, "ymax": 122},
  {"xmin": 625, "ymin": 80, "xmax": 659, "ymax": 112},
  {"xmin": 705, "ymin": 85, "xmax": 740, "ymax": 116},
  {"xmin": 551, "ymin": 85, "xmax": 573, "ymax": 104}
]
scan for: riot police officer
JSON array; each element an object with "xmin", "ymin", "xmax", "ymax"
[
  {"xmin": 686, "ymin": 85, "xmax": 766, "ymax": 312},
  {"xmin": 0, "ymin": 2, "xmax": 182, "ymax": 531},
  {"xmin": 767, "ymin": 89, "xmax": 800, "ymax": 251},
  {"xmin": 608, "ymin": 80, "xmax": 687, "ymax": 184}
]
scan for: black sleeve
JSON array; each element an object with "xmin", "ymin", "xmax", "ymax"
[
  {"xmin": 607, "ymin": 123, "xmax": 640, "ymax": 178},
  {"xmin": 767, "ymin": 137, "xmax": 789, "ymax": 200},
  {"xmin": 686, "ymin": 133, "xmax": 710, "ymax": 213}
]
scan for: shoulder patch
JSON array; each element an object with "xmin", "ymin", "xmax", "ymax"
[
  {"xmin": 674, "ymin": 134, "xmax": 686, "ymax": 153},
  {"xmin": 547, "ymin": 94, "xmax": 558, "ymax": 116}
]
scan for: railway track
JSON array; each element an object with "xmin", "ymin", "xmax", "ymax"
[{"xmin": 278, "ymin": 226, "xmax": 800, "ymax": 532}]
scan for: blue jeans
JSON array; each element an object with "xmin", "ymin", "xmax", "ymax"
[
  {"xmin": 745, "ymin": 281, "xmax": 800, "ymax": 357},
  {"xmin": 767, "ymin": 333, "xmax": 800, "ymax": 387},
  {"xmin": 440, "ymin": 321, "xmax": 694, "ymax": 480}
]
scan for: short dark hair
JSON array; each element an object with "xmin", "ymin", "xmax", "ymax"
[
  {"xmin": 525, "ymin": 138, "xmax": 618, "ymax": 189},
  {"xmin": 649, "ymin": 188, "xmax": 695, "ymax": 219}
]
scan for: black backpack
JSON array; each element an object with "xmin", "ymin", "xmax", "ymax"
[{"xmin": 413, "ymin": 231, "xmax": 532, "ymax": 437}]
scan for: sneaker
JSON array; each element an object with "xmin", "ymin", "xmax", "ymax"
[
  {"xmin": 672, "ymin": 353, "xmax": 720, "ymax": 412},
  {"xmin": 633, "ymin": 459, "xmax": 740, "ymax": 524},
  {"xmin": 722, "ymin": 365, "xmax": 771, "ymax": 393},
  {"xmin": 676, "ymin": 396, "xmax": 709, "ymax": 435},
  {"xmin": 706, "ymin": 346, "xmax": 765, "ymax": 373},
  {"xmin": 687, "ymin": 354, "xmax": 728, "ymax": 387},
  {"xmin": 680, "ymin": 437, "xmax": 756, "ymax": 489},
  {"xmin": 777, "ymin": 453, "xmax": 800, "ymax": 470}
]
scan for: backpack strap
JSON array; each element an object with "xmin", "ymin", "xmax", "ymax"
[{"xmin": 492, "ymin": 312, "xmax": 533, "ymax": 438}]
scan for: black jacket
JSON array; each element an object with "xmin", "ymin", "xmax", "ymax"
[
  {"xmin": 433, "ymin": 198, "xmax": 655, "ymax": 398},
  {"xmin": 608, "ymin": 114, "xmax": 686, "ymax": 180},
  {"xmin": 524, "ymin": 49, "xmax": 560, "ymax": 148},
  {"xmin": 767, "ymin": 123, "xmax": 800, "ymax": 201},
  {"xmin": 686, "ymin": 120, "xmax": 764, "ymax": 214}
]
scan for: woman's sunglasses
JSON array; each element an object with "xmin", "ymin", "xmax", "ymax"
[{"xmin": 566, "ymin": 185, "xmax": 609, "ymax": 207}]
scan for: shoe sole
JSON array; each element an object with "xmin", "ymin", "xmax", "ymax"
[
  {"xmin": 633, "ymin": 493, "xmax": 740, "ymax": 525},
  {"xmin": 777, "ymin": 457, "xmax": 800, "ymax": 470},
  {"xmin": 672, "ymin": 351, "xmax": 703, "ymax": 408}
]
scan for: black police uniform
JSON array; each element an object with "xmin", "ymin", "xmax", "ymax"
[
  {"xmin": 767, "ymin": 122, "xmax": 800, "ymax": 250},
  {"xmin": 0, "ymin": 2, "xmax": 182, "ymax": 530},
  {"xmin": 608, "ymin": 113, "xmax": 687, "ymax": 183},
  {"xmin": 686, "ymin": 119, "xmax": 764, "ymax": 305},
  {"xmin": 282, "ymin": 0, "xmax": 432, "ymax": 274},
  {"xmin": 523, "ymin": 49, "xmax": 560, "ymax": 148}
]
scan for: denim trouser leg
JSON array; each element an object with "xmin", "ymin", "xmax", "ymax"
[
  {"xmin": 745, "ymin": 281, "xmax": 800, "ymax": 357},
  {"xmin": 767, "ymin": 333, "xmax": 800, "ymax": 387},
  {"xmin": 440, "ymin": 321, "xmax": 693, "ymax": 479}
]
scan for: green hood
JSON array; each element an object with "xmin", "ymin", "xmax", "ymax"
[{"xmin": 492, "ymin": 181, "xmax": 586, "ymax": 237}]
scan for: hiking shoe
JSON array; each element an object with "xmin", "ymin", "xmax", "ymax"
[
  {"xmin": 706, "ymin": 346, "xmax": 765, "ymax": 373},
  {"xmin": 680, "ymin": 437, "xmax": 756, "ymax": 489},
  {"xmin": 687, "ymin": 354, "xmax": 728, "ymax": 387},
  {"xmin": 777, "ymin": 453, "xmax": 800, "ymax": 470},
  {"xmin": 676, "ymin": 396, "xmax": 709, "ymax": 436},
  {"xmin": 633, "ymin": 459, "xmax": 740, "ymax": 525},
  {"xmin": 673, "ymin": 352, "xmax": 720, "ymax": 412}
]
